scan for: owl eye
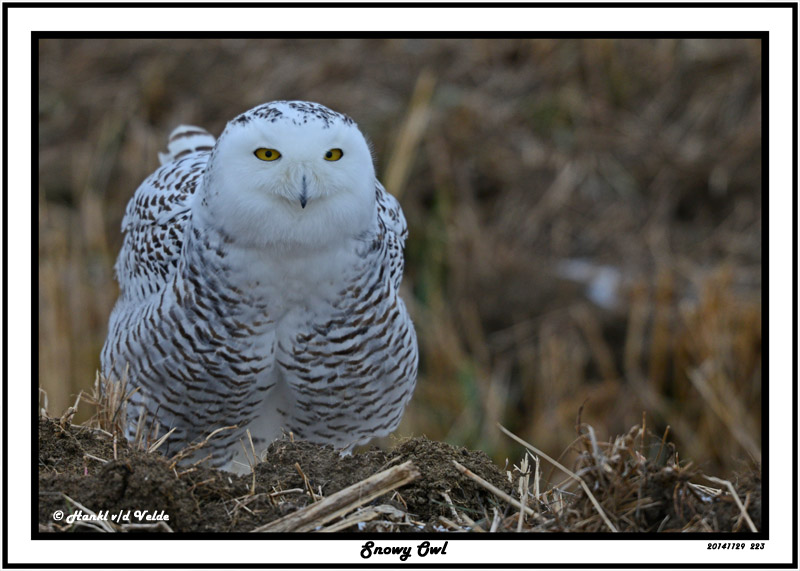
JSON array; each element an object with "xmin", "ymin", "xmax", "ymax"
[
  {"xmin": 324, "ymin": 148, "xmax": 343, "ymax": 161},
  {"xmin": 254, "ymin": 148, "xmax": 281, "ymax": 161}
]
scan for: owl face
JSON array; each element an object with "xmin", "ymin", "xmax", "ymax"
[{"xmin": 203, "ymin": 101, "xmax": 377, "ymax": 249}]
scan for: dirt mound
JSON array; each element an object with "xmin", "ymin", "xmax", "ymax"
[
  {"xmin": 38, "ymin": 417, "xmax": 760, "ymax": 533},
  {"xmin": 253, "ymin": 437, "xmax": 510, "ymax": 529},
  {"xmin": 39, "ymin": 418, "xmax": 251, "ymax": 532},
  {"xmin": 38, "ymin": 418, "xmax": 513, "ymax": 533},
  {"xmin": 386, "ymin": 438, "xmax": 510, "ymax": 525}
]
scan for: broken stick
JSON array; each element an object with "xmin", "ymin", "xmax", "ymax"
[{"xmin": 252, "ymin": 460, "xmax": 420, "ymax": 532}]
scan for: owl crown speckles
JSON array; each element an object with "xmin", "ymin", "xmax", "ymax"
[
  {"xmin": 101, "ymin": 101, "xmax": 418, "ymax": 473},
  {"xmin": 231, "ymin": 100, "xmax": 355, "ymax": 129}
]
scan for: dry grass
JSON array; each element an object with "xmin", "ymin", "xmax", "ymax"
[
  {"xmin": 473, "ymin": 422, "xmax": 760, "ymax": 533},
  {"xmin": 38, "ymin": 398, "xmax": 760, "ymax": 533},
  {"xmin": 40, "ymin": 372, "xmax": 759, "ymax": 534},
  {"xmin": 38, "ymin": 38, "xmax": 761, "ymax": 478}
]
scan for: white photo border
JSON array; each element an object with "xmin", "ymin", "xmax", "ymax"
[{"xmin": 8, "ymin": 2, "xmax": 794, "ymax": 567}]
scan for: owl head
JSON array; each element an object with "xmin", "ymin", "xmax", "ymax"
[{"xmin": 200, "ymin": 101, "xmax": 377, "ymax": 249}]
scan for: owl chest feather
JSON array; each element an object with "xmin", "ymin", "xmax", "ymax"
[{"xmin": 223, "ymin": 238, "xmax": 366, "ymax": 341}]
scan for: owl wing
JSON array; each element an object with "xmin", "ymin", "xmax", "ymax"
[
  {"xmin": 375, "ymin": 180, "xmax": 408, "ymax": 243},
  {"xmin": 114, "ymin": 126, "xmax": 215, "ymax": 302},
  {"xmin": 274, "ymin": 181, "xmax": 418, "ymax": 448},
  {"xmin": 104, "ymin": 126, "xmax": 276, "ymax": 469}
]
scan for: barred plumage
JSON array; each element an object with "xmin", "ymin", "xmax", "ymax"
[{"xmin": 101, "ymin": 101, "xmax": 418, "ymax": 472}]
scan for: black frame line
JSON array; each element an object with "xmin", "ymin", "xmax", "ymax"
[
  {"xmin": 28, "ymin": 30, "xmax": 779, "ymax": 40},
  {"xmin": 27, "ymin": 28, "xmax": 771, "ymax": 543},
  {"xmin": 5, "ymin": 2, "xmax": 800, "ymax": 8},
  {"xmin": 6, "ymin": 1, "xmax": 793, "ymax": 568}
]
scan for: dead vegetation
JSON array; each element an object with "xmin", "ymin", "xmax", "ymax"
[
  {"xmin": 39, "ymin": 38, "xmax": 761, "ymax": 501},
  {"xmin": 39, "ymin": 375, "xmax": 760, "ymax": 534},
  {"xmin": 38, "ymin": 398, "xmax": 760, "ymax": 533}
]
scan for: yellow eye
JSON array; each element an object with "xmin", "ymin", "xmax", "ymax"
[
  {"xmin": 254, "ymin": 148, "xmax": 281, "ymax": 161},
  {"xmin": 324, "ymin": 148, "xmax": 343, "ymax": 161}
]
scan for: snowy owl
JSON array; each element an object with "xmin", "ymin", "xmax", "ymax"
[{"xmin": 101, "ymin": 101, "xmax": 418, "ymax": 472}]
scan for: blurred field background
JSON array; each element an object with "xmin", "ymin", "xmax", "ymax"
[{"xmin": 38, "ymin": 38, "xmax": 762, "ymax": 478}]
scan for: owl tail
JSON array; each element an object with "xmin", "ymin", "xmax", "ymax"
[{"xmin": 158, "ymin": 125, "xmax": 216, "ymax": 165}]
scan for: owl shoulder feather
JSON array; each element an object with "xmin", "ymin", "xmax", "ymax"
[
  {"xmin": 374, "ymin": 181, "xmax": 408, "ymax": 244},
  {"xmin": 114, "ymin": 127, "xmax": 214, "ymax": 300}
]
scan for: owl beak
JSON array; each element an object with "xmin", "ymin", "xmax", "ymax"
[{"xmin": 300, "ymin": 175, "xmax": 308, "ymax": 208}]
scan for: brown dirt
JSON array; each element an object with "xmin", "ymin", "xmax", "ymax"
[
  {"xmin": 38, "ymin": 417, "xmax": 760, "ymax": 533},
  {"xmin": 38, "ymin": 417, "xmax": 513, "ymax": 533}
]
